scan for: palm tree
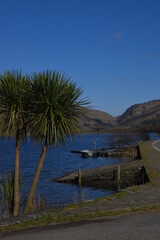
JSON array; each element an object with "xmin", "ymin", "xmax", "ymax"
[
  {"xmin": 0, "ymin": 70, "xmax": 28, "ymax": 216},
  {"xmin": 24, "ymin": 70, "xmax": 88, "ymax": 213}
]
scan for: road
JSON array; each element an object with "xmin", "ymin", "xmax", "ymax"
[
  {"xmin": 2, "ymin": 211, "xmax": 160, "ymax": 240},
  {"xmin": 153, "ymin": 139, "xmax": 160, "ymax": 152}
]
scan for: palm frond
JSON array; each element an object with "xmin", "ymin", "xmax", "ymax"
[
  {"xmin": 0, "ymin": 70, "xmax": 29, "ymax": 138},
  {"xmin": 26, "ymin": 70, "xmax": 89, "ymax": 146}
]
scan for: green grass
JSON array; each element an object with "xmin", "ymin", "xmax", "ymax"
[{"xmin": 139, "ymin": 142, "xmax": 159, "ymax": 180}]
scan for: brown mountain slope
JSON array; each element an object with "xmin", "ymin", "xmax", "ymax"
[
  {"xmin": 78, "ymin": 108, "xmax": 115, "ymax": 133},
  {"xmin": 77, "ymin": 100, "xmax": 160, "ymax": 133},
  {"xmin": 116, "ymin": 99, "xmax": 160, "ymax": 127}
]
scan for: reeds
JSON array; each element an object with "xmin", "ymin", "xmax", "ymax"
[{"xmin": 0, "ymin": 172, "xmax": 25, "ymax": 217}]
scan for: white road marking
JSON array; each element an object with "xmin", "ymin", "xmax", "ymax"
[{"xmin": 152, "ymin": 139, "xmax": 160, "ymax": 152}]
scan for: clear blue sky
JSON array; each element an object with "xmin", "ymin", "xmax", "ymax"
[{"xmin": 0, "ymin": 0, "xmax": 160, "ymax": 116}]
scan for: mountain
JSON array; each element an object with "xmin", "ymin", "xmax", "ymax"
[
  {"xmin": 78, "ymin": 108, "xmax": 115, "ymax": 133},
  {"xmin": 116, "ymin": 99, "xmax": 160, "ymax": 131},
  {"xmin": 78, "ymin": 100, "xmax": 160, "ymax": 133}
]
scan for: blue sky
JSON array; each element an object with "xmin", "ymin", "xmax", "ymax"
[{"xmin": 0, "ymin": 0, "xmax": 160, "ymax": 116}]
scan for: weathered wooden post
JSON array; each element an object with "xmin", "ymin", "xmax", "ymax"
[
  {"xmin": 94, "ymin": 137, "xmax": 96, "ymax": 150},
  {"xmin": 78, "ymin": 169, "xmax": 81, "ymax": 185},
  {"xmin": 141, "ymin": 166, "xmax": 145, "ymax": 184},
  {"xmin": 117, "ymin": 165, "xmax": 121, "ymax": 191},
  {"xmin": 118, "ymin": 165, "xmax": 121, "ymax": 182}
]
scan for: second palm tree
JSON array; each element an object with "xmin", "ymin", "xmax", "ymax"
[{"xmin": 24, "ymin": 70, "xmax": 87, "ymax": 213}]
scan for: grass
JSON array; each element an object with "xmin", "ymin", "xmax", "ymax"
[{"xmin": 139, "ymin": 141, "xmax": 159, "ymax": 180}]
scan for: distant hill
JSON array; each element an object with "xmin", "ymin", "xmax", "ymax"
[
  {"xmin": 78, "ymin": 108, "xmax": 115, "ymax": 133},
  {"xmin": 116, "ymin": 100, "xmax": 160, "ymax": 129},
  {"xmin": 78, "ymin": 100, "xmax": 160, "ymax": 133}
]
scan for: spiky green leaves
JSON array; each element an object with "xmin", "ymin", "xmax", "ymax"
[
  {"xmin": 0, "ymin": 69, "xmax": 88, "ymax": 144},
  {"xmin": 27, "ymin": 70, "xmax": 88, "ymax": 146},
  {"xmin": 0, "ymin": 172, "xmax": 25, "ymax": 214},
  {"xmin": 0, "ymin": 70, "xmax": 28, "ymax": 138}
]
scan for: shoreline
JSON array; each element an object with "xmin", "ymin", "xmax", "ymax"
[{"xmin": 1, "ymin": 140, "xmax": 160, "ymax": 235}]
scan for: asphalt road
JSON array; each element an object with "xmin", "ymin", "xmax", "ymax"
[
  {"xmin": 2, "ymin": 211, "xmax": 160, "ymax": 240},
  {"xmin": 153, "ymin": 139, "xmax": 160, "ymax": 152}
]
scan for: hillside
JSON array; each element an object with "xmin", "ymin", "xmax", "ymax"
[
  {"xmin": 116, "ymin": 99, "xmax": 160, "ymax": 131},
  {"xmin": 78, "ymin": 108, "xmax": 115, "ymax": 133},
  {"xmin": 77, "ymin": 100, "xmax": 160, "ymax": 133}
]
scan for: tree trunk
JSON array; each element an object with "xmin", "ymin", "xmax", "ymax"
[
  {"xmin": 13, "ymin": 134, "xmax": 19, "ymax": 216},
  {"xmin": 24, "ymin": 143, "xmax": 47, "ymax": 214}
]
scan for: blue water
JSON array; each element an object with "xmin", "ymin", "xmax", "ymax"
[{"xmin": 0, "ymin": 133, "xmax": 158, "ymax": 207}]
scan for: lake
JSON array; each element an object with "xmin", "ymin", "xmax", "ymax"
[{"xmin": 0, "ymin": 133, "xmax": 158, "ymax": 208}]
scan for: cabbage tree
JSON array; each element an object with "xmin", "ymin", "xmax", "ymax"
[
  {"xmin": 24, "ymin": 70, "xmax": 88, "ymax": 213},
  {"xmin": 0, "ymin": 71, "xmax": 28, "ymax": 216}
]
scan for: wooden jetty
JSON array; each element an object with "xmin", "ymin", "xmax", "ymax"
[
  {"xmin": 71, "ymin": 146, "xmax": 140, "ymax": 159},
  {"xmin": 71, "ymin": 148, "xmax": 109, "ymax": 158}
]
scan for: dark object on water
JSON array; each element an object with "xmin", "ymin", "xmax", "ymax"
[
  {"xmin": 81, "ymin": 150, "xmax": 98, "ymax": 158},
  {"xmin": 71, "ymin": 150, "xmax": 82, "ymax": 154}
]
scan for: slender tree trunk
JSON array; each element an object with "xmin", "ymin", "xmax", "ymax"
[
  {"xmin": 24, "ymin": 143, "xmax": 47, "ymax": 214},
  {"xmin": 13, "ymin": 133, "xmax": 19, "ymax": 216}
]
